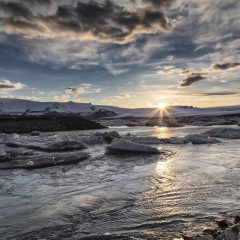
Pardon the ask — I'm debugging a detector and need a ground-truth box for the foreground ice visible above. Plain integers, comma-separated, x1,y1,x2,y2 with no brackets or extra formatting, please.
0,133,20,142
0,151,89,169
6,140,87,152
106,139,160,154
124,134,221,145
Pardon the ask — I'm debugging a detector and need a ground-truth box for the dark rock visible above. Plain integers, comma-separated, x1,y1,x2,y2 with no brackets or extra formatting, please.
234,215,240,224
182,235,194,240
203,227,218,237
216,219,229,230
103,131,121,143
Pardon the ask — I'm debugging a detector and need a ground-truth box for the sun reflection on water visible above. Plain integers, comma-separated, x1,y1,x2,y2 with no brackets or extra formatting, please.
152,126,171,139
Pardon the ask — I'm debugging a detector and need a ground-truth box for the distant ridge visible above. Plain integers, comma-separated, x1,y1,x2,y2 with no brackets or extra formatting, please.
0,98,240,118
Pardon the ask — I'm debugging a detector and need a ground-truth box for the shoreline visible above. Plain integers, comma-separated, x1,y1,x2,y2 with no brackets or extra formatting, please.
0,115,107,134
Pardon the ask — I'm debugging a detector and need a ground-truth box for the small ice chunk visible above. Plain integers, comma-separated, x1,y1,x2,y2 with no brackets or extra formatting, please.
26,161,34,167
30,131,41,136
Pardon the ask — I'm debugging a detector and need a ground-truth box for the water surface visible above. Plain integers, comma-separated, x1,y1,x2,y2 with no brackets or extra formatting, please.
0,126,239,239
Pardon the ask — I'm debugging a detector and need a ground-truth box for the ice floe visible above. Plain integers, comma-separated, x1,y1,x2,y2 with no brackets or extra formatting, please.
0,151,89,169
6,140,87,152
106,139,160,154
204,128,240,139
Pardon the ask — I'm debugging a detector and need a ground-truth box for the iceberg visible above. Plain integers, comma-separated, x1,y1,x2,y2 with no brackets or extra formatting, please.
106,139,160,154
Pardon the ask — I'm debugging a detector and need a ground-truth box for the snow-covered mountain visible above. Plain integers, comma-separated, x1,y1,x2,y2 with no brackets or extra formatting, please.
0,98,240,118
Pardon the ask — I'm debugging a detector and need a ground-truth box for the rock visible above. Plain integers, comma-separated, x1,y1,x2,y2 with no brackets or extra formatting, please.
182,235,195,240
224,227,239,240
234,215,240,224
203,227,218,237
215,234,224,240
30,131,41,136
103,131,121,143
196,235,214,240
0,151,89,169
232,224,240,232
205,128,240,139
216,219,229,230
106,139,160,154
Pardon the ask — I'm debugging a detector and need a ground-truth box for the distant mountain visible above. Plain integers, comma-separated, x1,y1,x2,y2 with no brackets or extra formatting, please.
0,98,240,118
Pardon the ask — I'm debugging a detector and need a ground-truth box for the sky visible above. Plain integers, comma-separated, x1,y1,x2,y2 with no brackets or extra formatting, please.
0,0,239,108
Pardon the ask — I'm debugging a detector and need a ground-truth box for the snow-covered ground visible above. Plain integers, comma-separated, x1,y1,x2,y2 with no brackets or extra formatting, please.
0,98,240,118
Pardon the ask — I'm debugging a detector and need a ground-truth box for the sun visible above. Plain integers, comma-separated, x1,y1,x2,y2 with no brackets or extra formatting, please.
158,102,167,110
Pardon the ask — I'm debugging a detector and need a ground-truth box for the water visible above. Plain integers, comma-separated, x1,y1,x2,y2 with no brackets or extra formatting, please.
0,126,240,239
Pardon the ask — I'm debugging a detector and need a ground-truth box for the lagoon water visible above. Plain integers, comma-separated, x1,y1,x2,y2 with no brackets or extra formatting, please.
0,126,240,239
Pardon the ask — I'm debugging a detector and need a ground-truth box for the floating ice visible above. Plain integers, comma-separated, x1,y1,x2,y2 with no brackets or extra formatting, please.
106,139,160,154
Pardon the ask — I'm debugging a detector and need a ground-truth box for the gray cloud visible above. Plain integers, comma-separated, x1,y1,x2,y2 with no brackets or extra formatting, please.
180,74,206,87
0,1,32,18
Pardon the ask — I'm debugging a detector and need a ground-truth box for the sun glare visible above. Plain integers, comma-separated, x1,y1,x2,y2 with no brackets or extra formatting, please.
158,102,167,110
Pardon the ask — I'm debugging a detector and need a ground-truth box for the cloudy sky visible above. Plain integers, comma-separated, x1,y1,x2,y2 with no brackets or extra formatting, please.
0,0,239,107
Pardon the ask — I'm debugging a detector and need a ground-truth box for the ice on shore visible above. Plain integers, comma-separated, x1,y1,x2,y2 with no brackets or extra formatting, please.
204,128,240,139
106,139,160,154
0,133,20,142
184,134,221,144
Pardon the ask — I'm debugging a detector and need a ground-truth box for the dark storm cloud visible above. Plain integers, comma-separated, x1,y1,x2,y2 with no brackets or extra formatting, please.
212,62,240,71
180,74,206,87
0,1,32,18
0,0,174,42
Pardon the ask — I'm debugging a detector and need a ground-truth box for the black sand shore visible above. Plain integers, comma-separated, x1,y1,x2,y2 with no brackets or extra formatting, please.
0,115,106,134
